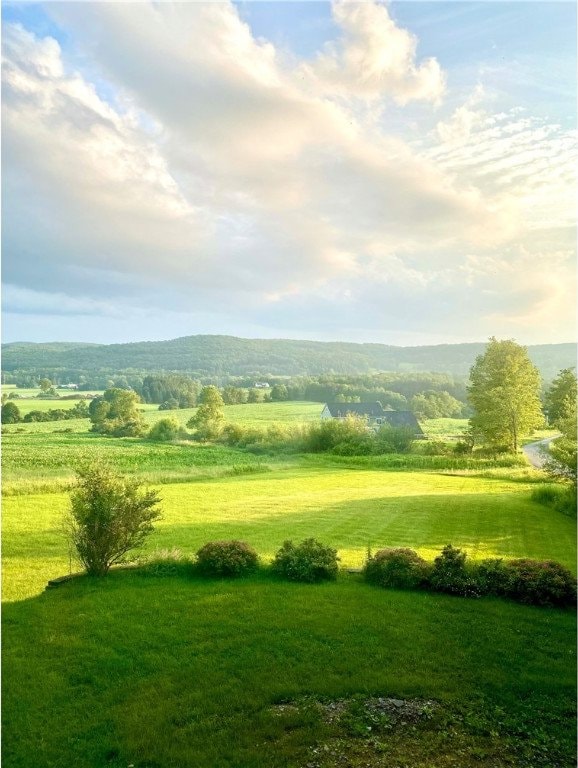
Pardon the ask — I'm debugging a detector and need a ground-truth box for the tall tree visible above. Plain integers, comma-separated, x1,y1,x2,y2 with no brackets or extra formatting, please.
547,394,577,487
88,388,146,437
544,368,577,426
468,338,543,453
186,385,225,440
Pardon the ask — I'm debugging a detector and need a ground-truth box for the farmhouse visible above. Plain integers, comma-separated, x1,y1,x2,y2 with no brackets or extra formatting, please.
321,401,424,437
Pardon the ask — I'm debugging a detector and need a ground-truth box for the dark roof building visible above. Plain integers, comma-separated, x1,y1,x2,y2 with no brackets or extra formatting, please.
322,402,386,419
321,402,424,437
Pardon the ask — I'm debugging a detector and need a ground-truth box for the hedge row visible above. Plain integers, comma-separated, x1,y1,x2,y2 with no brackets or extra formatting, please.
138,540,576,608
365,544,576,607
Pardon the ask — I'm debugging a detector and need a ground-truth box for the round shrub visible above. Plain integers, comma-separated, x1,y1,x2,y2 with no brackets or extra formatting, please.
474,558,510,596
148,417,181,442
364,548,429,590
429,544,480,597
504,559,576,607
271,538,339,583
195,540,259,578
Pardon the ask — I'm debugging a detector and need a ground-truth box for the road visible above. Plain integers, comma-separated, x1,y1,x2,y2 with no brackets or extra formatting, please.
522,436,559,468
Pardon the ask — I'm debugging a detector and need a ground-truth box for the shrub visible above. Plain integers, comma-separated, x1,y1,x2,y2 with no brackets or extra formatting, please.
272,538,339,583
474,558,510,596
195,540,259,578
504,559,576,607
64,460,162,576
428,545,480,597
418,440,452,456
373,424,415,454
148,417,181,442
364,548,429,590
302,416,371,454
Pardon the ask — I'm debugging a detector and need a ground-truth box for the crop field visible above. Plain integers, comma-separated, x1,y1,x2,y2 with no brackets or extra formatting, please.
2,399,576,767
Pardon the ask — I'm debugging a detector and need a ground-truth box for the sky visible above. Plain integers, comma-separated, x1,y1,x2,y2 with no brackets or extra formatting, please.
2,0,576,346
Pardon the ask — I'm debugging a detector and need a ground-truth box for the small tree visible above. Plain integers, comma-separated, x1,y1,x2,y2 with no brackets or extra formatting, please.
186,385,225,440
39,378,53,393
1,401,21,424
148,417,181,442
64,460,162,576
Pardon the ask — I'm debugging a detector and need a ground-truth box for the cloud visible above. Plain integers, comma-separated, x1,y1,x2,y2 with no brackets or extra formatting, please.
2,2,575,345
300,0,445,104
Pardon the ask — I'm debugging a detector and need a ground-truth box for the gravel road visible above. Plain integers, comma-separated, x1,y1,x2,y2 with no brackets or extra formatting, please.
522,436,559,468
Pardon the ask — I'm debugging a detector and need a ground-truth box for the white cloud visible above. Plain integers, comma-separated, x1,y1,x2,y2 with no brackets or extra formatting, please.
300,0,445,104
2,2,575,345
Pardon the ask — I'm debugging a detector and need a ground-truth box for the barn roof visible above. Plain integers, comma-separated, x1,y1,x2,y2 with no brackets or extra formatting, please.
380,410,424,436
323,402,385,419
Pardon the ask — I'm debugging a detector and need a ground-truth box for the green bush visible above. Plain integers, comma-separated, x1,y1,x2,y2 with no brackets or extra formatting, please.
195,540,259,578
271,538,339,583
474,558,510,596
504,559,576,607
302,417,371,454
64,460,162,576
364,547,429,590
148,417,181,442
374,424,415,454
417,440,452,456
428,545,480,597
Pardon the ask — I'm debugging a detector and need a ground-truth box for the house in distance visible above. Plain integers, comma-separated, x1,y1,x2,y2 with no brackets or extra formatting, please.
321,401,424,438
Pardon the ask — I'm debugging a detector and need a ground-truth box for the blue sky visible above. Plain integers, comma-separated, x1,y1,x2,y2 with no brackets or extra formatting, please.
2,1,576,345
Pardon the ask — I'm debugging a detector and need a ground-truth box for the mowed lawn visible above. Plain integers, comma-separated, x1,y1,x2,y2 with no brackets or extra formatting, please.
3,466,575,602
3,573,576,768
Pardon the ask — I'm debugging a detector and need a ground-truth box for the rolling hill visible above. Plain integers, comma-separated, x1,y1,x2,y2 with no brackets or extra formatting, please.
2,335,575,379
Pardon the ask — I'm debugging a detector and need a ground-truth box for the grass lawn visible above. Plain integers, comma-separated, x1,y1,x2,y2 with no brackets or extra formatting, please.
2,404,575,767
3,466,575,602
3,572,576,768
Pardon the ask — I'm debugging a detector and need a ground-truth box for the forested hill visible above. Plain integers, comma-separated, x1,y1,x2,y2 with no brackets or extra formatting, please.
1,336,575,379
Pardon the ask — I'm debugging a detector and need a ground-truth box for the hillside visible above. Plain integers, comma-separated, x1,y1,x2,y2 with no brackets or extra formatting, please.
1,335,575,379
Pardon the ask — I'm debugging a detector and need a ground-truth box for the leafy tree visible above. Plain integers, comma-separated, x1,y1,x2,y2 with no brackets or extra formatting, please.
88,388,146,437
64,460,162,576
409,390,464,419
148,417,181,442
39,377,53,393
546,394,577,487
222,386,248,405
270,383,289,401
468,338,543,453
1,401,21,424
186,385,225,440
544,368,576,426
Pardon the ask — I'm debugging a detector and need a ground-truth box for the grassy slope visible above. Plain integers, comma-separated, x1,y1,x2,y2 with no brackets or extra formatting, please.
3,404,576,767
3,573,576,768
3,467,575,602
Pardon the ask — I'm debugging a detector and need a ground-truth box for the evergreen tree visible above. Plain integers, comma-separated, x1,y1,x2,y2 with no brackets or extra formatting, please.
468,338,543,453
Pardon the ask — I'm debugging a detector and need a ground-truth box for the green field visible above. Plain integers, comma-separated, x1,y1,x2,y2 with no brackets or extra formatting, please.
2,401,576,767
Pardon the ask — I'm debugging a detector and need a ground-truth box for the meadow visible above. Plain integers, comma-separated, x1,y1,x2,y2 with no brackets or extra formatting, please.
2,400,576,767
